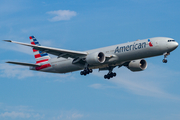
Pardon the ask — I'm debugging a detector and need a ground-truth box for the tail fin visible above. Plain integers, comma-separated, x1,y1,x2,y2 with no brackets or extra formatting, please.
29,36,51,64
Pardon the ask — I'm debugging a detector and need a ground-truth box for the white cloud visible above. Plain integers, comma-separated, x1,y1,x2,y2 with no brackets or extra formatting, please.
0,63,34,79
91,63,180,100
89,83,103,89
53,110,84,120
111,77,167,97
89,83,116,89
47,10,77,21
0,111,30,118
0,103,84,120
0,62,75,80
1,41,32,55
0,103,82,120
0,104,44,119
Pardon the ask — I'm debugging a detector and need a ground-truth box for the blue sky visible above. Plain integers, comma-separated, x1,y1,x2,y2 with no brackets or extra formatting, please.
0,0,180,120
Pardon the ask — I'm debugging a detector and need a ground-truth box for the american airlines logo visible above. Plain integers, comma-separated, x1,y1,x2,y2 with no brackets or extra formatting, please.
148,39,153,47
114,42,147,53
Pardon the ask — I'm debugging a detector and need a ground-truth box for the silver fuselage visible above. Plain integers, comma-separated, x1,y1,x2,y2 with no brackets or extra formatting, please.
32,37,178,73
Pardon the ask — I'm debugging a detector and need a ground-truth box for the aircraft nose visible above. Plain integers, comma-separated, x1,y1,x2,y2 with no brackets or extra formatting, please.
174,41,179,48
168,41,178,51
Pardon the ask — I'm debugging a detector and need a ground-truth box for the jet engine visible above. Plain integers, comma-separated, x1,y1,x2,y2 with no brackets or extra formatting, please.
127,59,147,72
86,52,106,65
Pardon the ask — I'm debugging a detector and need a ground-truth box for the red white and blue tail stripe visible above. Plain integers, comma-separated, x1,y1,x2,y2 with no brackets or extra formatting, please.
29,36,51,65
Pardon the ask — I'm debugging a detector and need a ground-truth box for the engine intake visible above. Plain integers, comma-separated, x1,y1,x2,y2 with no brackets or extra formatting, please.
86,52,106,65
127,59,147,72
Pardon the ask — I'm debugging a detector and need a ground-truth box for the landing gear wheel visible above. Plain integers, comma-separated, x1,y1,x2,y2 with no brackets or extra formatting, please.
162,59,167,63
107,75,110,79
80,68,93,76
104,72,117,79
113,73,116,77
80,71,87,76
84,70,89,74
110,73,114,78
162,52,170,63
80,71,84,75
89,69,93,73
104,75,107,79
104,75,110,79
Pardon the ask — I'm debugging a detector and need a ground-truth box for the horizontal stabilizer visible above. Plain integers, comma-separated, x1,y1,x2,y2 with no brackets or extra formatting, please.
6,61,40,67
3,40,12,42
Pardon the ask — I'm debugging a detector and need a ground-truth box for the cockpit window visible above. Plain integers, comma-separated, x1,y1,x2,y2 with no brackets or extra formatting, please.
168,40,175,42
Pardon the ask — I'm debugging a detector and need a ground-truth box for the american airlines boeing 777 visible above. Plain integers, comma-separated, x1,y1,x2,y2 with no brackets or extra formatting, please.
4,36,178,79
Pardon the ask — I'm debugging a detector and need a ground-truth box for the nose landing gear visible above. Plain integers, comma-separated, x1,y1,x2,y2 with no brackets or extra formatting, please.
162,52,170,63
162,59,167,63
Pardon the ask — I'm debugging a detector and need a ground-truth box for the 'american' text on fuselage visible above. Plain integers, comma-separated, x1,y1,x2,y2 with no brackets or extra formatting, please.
114,42,146,53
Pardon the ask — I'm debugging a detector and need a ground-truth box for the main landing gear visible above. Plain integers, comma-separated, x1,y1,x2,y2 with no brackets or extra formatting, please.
80,68,93,76
104,72,116,79
162,52,170,63
80,64,93,76
104,66,116,79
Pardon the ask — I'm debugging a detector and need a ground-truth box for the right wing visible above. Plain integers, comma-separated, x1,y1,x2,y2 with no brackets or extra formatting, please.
4,40,88,59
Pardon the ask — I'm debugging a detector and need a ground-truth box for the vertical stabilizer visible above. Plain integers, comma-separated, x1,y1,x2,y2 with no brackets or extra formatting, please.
29,36,51,65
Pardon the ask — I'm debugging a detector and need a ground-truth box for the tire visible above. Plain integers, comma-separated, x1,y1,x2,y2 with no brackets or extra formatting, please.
163,59,167,63
89,69,93,73
110,73,113,78
113,73,116,77
80,71,84,75
104,75,107,79
107,75,110,79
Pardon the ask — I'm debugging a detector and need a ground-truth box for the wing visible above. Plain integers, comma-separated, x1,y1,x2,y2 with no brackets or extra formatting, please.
4,40,87,58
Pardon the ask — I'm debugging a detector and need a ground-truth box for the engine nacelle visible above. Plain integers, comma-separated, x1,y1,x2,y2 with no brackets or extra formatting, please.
86,52,106,65
127,59,147,72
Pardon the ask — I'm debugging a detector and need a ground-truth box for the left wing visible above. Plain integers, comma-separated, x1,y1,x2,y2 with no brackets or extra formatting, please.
4,40,87,58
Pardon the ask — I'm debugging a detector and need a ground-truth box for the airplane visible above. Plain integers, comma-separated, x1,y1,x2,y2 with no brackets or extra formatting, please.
4,36,178,79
